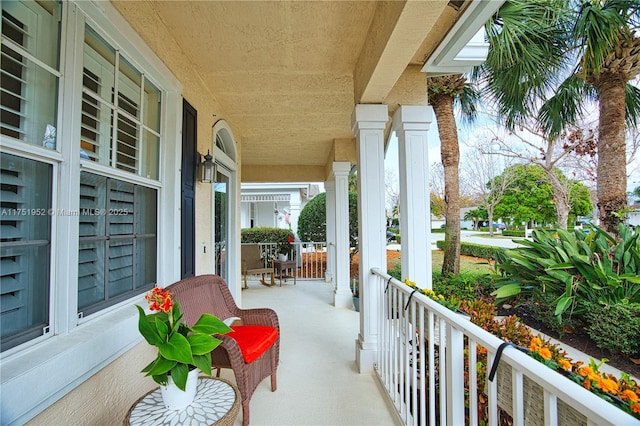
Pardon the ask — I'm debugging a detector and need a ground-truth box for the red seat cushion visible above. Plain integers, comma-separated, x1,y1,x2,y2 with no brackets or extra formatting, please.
226,325,278,363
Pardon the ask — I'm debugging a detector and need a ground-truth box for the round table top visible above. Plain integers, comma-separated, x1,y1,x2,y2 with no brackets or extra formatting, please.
126,377,240,426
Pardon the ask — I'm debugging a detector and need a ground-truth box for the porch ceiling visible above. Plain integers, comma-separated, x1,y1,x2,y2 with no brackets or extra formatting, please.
111,1,469,182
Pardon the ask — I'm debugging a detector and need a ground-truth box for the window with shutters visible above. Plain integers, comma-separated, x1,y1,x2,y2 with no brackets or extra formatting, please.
78,24,161,315
0,0,59,352
0,1,60,149
78,172,157,315
0,153,52,351
81,26,161,180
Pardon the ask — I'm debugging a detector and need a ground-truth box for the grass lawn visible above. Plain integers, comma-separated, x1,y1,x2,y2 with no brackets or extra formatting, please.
386,250,494,275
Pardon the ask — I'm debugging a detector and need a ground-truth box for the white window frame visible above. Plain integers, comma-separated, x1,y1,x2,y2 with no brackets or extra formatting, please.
0,2,183,424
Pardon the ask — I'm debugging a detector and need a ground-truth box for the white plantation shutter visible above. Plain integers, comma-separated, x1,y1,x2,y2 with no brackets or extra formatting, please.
0,2,60,147
78,172,156,315
0,153,52,349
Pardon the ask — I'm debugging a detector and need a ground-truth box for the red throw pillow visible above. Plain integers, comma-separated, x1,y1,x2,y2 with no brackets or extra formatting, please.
226,325,278,363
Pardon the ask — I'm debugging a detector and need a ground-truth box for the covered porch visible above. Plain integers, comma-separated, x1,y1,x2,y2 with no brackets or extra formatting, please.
5,0,637,424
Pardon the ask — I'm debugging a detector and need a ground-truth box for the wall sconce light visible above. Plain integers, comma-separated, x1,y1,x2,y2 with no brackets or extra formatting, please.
198,150,216,183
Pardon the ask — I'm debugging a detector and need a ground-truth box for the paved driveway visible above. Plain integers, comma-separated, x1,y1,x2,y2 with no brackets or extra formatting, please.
388,230,525,251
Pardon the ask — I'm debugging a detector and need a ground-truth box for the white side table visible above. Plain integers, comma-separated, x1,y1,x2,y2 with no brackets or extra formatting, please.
126,377,240,426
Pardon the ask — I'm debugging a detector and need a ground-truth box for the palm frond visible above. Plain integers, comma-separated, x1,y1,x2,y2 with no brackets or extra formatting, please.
625,82,640,129
538,75,591,137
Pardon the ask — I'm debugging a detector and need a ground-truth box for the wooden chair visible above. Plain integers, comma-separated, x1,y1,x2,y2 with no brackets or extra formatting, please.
241,244,275,288
167,275,280,426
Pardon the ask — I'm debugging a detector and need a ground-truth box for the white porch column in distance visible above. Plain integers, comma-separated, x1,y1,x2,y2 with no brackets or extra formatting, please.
333,161,352,308
393,105,434,289
324,180,336,285
352,104,388,373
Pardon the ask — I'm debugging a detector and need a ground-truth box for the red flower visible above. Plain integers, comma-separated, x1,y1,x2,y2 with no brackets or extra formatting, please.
145,287,173,313
287,236,294,243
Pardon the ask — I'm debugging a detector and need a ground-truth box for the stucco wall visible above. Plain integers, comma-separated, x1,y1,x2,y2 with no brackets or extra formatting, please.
26,343,157,425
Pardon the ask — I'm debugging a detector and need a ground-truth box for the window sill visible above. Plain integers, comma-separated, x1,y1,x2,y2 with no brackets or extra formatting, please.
0,301,141,425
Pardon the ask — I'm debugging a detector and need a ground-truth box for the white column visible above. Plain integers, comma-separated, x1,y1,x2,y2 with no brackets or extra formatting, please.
393,105,434,289
352,104,388,373
333,161,352,308
324,180,336,285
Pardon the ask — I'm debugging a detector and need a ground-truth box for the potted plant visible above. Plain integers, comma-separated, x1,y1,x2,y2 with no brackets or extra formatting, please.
351,279,359,312
136,287,231,409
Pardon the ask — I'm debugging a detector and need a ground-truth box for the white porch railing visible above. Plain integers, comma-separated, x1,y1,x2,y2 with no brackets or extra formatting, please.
371,268,638,426
244,242,327,279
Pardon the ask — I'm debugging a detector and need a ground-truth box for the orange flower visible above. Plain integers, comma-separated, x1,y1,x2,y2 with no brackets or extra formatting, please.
145,287,173,313
529,337,542,351
597,378,619,395
583,380,592,390
621,390,639,403
632,403,640,414
558,358,572,371
578,366,600,381
537,347,552,360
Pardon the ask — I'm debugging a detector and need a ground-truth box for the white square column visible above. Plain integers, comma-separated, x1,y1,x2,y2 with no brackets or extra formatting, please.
392,105,434,289
324,180,336,285
352,104,388,373
332,162,353,308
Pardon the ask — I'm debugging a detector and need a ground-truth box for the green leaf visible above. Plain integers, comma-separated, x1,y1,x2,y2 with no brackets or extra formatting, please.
136,306,162,346
554,295,572,316
143,355,176,376
155,314,169,340
492,283,522,299
169,363,189,391
192,353,213,376
191,314,232,335
158,332,194,365
188,333,222,355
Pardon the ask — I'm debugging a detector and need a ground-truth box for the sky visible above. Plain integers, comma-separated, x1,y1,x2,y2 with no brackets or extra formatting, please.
383,112,640,208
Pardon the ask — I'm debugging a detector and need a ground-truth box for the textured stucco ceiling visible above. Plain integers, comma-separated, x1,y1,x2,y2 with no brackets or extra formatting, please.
111,1,466,182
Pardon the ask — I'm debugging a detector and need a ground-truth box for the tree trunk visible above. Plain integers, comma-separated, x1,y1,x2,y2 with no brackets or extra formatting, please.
596,75,627,238
546,170,571,229
432,94,460,277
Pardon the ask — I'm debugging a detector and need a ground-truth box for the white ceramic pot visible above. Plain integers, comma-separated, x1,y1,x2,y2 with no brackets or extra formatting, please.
278,253,288,261
160,368,199,410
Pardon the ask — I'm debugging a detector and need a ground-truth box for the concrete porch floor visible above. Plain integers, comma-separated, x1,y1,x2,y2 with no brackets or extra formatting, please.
221,279,400,426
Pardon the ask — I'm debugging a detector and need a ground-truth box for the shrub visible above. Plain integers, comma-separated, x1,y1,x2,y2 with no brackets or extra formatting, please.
584,302,640,356
436,240,505,261
297,192,358,247
502,230,526,237
241,227,295,257
493,225,640,324
433,271,493,301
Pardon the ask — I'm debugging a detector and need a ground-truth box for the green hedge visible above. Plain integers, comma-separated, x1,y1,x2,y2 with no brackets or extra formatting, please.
502,230,526,237
241,227,295,256
584,302,640,356
436,240,505,260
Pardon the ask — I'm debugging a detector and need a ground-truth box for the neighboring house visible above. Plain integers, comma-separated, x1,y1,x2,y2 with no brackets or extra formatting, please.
0,1,500,424
240,183,320,236
431,207,476,230
627,204,640,227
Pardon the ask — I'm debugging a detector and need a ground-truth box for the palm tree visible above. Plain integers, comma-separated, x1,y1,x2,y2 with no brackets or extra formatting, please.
428,76,478,276
482,0,640,238
430,0,564,276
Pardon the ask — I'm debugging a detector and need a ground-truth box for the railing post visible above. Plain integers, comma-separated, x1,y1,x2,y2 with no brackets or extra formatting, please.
445,325,464,426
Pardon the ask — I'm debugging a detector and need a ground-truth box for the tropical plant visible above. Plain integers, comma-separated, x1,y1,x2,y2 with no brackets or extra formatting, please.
493,225,640,323
136,287,231,390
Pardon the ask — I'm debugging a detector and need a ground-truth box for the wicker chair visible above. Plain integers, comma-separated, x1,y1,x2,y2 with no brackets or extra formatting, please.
167,275,280,426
